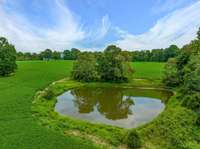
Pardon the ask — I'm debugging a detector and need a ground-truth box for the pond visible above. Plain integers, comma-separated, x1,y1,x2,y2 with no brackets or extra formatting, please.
55,86,173,128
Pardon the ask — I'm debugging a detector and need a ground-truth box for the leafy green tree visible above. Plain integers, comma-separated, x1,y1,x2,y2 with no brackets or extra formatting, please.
0,37,17,76
163,45,179,61
40,49,52,60
98,45,133,82
63,50,73,60
163,58,179,87
52,51,61,60
71,52,98,82
180,53,200,95
71,48,80,60
151,49,165,62
16,52,25,61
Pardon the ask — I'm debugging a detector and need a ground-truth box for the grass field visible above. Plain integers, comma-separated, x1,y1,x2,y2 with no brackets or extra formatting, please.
0,61,165,148
0,61,101,149
132,62,165,79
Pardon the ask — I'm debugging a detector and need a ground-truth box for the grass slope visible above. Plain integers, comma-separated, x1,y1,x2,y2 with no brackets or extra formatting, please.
0,61,100,149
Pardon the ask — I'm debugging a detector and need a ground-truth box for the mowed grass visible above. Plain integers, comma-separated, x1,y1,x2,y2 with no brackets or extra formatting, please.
132,62,165,79
0,61,100,149
0,61,164,149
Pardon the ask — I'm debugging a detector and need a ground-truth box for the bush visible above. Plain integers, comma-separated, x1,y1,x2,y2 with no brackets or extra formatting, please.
182,93,200,112
44,88,54,100
126,130,141,149
196,115,200,126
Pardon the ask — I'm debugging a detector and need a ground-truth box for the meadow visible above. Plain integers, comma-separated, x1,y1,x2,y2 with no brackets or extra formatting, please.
0,61,164,149
132,62,165,79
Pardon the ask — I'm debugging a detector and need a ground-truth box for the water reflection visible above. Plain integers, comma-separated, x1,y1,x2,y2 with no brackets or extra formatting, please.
55,87,172,128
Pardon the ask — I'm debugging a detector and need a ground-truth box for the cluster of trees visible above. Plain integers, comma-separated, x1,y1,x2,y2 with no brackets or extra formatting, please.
71,45,134,82
17,49,61,61
131,45,179,62
0,37,17,76
16,48,81,61
163,28,200,119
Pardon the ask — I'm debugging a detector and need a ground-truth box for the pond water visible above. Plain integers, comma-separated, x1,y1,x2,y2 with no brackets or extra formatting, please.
55,86,173,128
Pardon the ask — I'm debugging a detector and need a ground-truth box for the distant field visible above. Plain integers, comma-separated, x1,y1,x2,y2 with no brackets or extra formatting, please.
132,62,165,79
0,61,164,148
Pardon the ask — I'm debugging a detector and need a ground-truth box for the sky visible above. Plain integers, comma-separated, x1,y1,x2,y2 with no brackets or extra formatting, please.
0,0,200,52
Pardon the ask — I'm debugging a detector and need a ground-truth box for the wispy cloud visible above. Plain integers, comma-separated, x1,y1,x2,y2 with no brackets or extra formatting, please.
87,15,111,41
152,0,198,14
114,1,200,50
0,0,85,52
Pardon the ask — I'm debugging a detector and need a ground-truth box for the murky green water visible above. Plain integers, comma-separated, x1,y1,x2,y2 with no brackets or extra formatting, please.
55,86,173,128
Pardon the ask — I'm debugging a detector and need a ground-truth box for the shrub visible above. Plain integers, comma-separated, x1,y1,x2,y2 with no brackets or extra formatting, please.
44,88,54,100
196,115,200,126
126,129,141,149
182,93,200,112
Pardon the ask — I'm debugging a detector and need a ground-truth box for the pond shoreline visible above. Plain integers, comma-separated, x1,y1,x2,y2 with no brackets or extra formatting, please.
32,78,176,148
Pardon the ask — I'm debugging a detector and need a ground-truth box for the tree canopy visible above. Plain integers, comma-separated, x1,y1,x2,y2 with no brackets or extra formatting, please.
163,28,200,113
71,45,134,82
71,52,98,82
0,37,17,76
97,45,133,82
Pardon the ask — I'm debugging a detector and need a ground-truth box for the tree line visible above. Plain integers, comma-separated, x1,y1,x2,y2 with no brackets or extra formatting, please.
15,45,179,62
16,48,81,61
131,45,179,62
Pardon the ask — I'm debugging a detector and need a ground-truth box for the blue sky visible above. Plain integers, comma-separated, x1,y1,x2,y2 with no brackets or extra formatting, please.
0,0,200,52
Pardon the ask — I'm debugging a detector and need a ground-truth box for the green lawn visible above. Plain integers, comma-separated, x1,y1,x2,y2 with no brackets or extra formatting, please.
132,62,165,79
0,61,165,149
0,61,100,149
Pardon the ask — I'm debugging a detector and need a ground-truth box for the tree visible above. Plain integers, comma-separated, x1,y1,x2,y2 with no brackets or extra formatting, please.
63,50,73,60
180,53,200,96
163,58,179,87
0,37,17,76
52,51,61,60
98,45,134,82
16,52,25,61
71,48,80,60
71,52,98,82
163,45,179,61
40,49,53,60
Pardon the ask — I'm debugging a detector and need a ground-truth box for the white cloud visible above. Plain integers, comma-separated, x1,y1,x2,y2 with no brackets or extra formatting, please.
86,14,111,42
114,1,200,50
0,0,85,52
152,0,198,14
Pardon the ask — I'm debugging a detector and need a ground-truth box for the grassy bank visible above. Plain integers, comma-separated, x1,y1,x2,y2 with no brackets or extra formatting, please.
32,77,199,149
